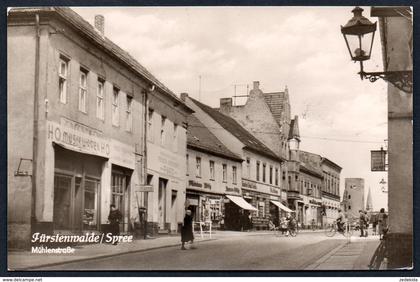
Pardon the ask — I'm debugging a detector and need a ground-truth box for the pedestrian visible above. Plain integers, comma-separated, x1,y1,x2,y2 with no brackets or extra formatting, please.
248,213,253,232
181,209,195,250
108,204,122,245
378,208,388,240
359,210,365,237
364,211,369,237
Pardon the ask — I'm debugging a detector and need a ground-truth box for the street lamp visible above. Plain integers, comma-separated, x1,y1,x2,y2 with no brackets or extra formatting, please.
341,7,412,93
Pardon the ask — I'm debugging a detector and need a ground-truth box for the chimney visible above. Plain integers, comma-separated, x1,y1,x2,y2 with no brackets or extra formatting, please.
220,98,232,114
94,15,105,36
253,81,260,90
180,92,189,102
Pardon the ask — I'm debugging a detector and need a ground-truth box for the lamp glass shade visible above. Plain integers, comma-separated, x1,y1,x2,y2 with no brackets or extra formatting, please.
341,7,377,62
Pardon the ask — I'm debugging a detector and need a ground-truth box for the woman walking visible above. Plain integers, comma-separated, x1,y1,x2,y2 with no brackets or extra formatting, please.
378,208,388,240
181,209,195,250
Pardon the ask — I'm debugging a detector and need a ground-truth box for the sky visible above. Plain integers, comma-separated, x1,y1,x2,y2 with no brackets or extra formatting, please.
74,6,389,211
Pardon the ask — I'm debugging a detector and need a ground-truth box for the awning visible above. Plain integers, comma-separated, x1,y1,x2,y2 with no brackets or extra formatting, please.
270,200,293,213
226,195,257,211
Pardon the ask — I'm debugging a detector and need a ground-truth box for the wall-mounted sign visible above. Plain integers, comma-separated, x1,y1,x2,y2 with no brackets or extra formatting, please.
371,149,387,171
226,186,240,194
188,180,202,188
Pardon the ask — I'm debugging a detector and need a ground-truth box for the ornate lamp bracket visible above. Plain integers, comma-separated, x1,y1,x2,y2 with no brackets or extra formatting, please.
359,70,413,94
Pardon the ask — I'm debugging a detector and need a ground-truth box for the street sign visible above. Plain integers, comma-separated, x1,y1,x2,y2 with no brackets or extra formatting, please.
371,149,387,171
136,184,154,192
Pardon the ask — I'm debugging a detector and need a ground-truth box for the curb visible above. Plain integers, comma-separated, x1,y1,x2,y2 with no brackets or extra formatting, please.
304,241,349,270
13,238,217,271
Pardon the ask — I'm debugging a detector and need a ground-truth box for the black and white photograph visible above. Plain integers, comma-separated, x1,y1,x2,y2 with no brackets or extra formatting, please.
5,5,413,272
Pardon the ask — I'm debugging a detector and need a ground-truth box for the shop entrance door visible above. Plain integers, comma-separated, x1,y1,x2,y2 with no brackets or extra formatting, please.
111,172,130,233
171,190,177,231
158,178,167,230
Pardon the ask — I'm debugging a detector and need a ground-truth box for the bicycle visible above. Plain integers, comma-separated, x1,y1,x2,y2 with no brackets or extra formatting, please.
324,221,353,237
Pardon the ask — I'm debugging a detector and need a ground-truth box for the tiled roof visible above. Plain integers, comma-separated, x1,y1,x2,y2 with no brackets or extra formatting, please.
8,7,186,106
187,114,242,162
263,92,286,126
189,97,283,162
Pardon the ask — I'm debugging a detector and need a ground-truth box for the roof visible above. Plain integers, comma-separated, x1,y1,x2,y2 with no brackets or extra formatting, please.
187,114,242,162
189,97,283,162
263,92,286,126
321,157,343,171
8,7,190,111
298,151,323,179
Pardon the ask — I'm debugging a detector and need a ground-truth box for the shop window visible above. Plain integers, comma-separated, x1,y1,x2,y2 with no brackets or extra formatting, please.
58,55,69,104
222,164,227,182
232,166,237,184
78,68,88,113
262,163,266,183
256,161,260,181
209,160,215,180
53,174,72,230
126,95,133,132
83,177,100,230
258,201,265,218
96,78,105,120
112,87,120,126
196,157,201,177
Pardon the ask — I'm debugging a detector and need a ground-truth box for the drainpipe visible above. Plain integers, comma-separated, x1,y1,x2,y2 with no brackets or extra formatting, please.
31,13,40,234
143,87,148,239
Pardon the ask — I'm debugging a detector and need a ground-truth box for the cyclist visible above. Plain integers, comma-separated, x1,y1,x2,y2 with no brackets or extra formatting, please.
286,213,297,236
336,209,345,233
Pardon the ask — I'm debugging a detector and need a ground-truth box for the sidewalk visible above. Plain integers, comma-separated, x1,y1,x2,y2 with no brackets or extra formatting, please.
305,235,382,270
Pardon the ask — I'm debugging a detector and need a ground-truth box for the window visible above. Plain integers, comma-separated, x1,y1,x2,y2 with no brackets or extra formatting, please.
232,166,237,184
275,168,279,186
96,78,105,120
161,116,166,146
246,158,251,178
186,154,189,176
222,164,227,182
209,161,215,180
256,161,260,181
126,96,133,132
173,124,178,152
348,205,351,210
283,171,286,180
58,57,68,104
78,68,88,112
269,166,273,184
148,109,154,141
262,163,266,183
112,87,120,126
348,194,351,199
196,157,201,177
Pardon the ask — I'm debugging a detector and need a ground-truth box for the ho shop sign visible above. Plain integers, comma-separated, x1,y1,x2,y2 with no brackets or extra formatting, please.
47,121,110,158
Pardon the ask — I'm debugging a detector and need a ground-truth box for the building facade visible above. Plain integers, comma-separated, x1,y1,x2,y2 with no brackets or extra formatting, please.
371,6,413,268
320,158,342,227
185,114,243,228
342,178,365,220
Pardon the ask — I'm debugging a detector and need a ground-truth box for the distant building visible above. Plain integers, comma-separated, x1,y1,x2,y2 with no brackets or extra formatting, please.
185,114,243,228
320,158,342,227
342,178,365,220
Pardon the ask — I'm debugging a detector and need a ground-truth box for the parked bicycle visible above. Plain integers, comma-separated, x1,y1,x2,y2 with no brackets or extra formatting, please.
324,220,353,237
